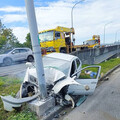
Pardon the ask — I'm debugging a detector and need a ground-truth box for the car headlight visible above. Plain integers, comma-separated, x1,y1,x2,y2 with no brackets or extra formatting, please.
85,85,90,91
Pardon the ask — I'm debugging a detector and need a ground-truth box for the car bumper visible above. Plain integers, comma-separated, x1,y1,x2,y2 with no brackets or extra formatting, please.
0,59,3,64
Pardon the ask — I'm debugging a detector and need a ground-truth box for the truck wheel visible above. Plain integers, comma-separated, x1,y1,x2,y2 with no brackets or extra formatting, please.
27,55,34,62
3,58,12,66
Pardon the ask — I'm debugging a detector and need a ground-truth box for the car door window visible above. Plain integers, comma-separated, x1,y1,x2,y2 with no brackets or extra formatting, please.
61,32,64,39
55,32,60,40
12,49,19,54
68,66,101,95
76,58,80,69
19,49,27,53
79,67,99,79
70,61,76,77
75,58,81,78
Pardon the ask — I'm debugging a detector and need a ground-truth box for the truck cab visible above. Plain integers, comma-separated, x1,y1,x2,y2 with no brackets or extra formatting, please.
84,35,100,48
38,26,75,55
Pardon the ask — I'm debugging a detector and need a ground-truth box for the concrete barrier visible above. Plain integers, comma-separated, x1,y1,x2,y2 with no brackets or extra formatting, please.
71,45,120,64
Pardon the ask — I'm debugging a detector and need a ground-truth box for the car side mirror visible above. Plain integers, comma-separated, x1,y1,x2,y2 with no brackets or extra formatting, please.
12,51,15,54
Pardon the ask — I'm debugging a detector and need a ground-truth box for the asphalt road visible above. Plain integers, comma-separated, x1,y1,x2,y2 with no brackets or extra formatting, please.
63,67,120,120
0,62,27,77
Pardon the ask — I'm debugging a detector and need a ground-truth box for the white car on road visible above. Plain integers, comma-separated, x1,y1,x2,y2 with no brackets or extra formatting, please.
0,48,34,66
20,53,101,107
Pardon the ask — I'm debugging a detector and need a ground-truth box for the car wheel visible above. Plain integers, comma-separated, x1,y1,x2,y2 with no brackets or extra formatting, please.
27,55,34,62
3,58,12,66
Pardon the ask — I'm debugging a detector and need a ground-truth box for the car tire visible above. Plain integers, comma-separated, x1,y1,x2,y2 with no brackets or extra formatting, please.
27,55,34,62
3,57,12,66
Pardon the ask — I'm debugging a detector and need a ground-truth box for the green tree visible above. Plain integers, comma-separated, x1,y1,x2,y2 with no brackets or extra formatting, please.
0,20,7,49
23,33,32,49
0,20,22,50
0,35,7,48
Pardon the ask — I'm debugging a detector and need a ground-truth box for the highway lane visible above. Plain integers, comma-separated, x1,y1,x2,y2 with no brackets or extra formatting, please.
0,63,27,77
63,67,120,120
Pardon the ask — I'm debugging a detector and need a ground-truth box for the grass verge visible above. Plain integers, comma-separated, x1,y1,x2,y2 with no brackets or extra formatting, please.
0,76,37,120
82,58,120,76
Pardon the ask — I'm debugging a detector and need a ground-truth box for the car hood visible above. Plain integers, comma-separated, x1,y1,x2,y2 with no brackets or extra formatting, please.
24,67,66,85
44,67,66,85
0,54,8,58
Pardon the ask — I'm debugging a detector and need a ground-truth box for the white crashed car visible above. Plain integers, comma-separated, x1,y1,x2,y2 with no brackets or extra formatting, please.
0,48,34,66
21,53,101,106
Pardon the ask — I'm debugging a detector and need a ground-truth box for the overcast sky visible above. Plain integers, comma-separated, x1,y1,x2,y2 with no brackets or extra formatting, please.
0,0,120,45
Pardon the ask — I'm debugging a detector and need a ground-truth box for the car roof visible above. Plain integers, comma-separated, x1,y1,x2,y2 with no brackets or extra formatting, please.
13,48,30,49
45,53,78,61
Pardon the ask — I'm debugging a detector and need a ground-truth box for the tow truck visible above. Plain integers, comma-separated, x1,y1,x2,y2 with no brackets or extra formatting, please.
38,26,101,55
39,26,75,54
83,35,100,48
72,35,100,51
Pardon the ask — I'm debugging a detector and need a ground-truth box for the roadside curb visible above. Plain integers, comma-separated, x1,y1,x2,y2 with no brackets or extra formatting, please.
99,64,120,81
41,106,63,120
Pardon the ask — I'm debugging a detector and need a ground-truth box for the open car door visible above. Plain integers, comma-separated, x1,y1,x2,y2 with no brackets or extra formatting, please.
67,66,101,95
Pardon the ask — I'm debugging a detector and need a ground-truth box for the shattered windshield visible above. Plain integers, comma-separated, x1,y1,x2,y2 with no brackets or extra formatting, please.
43,56,70,76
